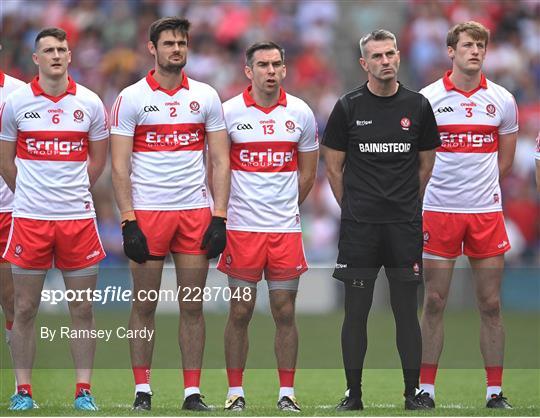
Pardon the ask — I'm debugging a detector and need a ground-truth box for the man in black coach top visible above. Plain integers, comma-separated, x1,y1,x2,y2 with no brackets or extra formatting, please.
322,29,440,410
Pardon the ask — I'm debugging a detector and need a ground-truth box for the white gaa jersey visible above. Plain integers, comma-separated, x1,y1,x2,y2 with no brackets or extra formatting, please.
224,87,319,232
420,71,518,213
0,76,109,220
110,70,226,210
0,72,25,212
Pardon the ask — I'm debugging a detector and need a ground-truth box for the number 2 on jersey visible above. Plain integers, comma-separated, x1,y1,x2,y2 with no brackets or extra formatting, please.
169,107,177,118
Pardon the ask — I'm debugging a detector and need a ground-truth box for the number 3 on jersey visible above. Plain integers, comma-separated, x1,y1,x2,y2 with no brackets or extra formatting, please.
465,107,473,118
262,124,274,135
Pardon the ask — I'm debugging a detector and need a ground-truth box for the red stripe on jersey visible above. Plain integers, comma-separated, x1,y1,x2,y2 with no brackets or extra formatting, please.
17,131,89,161
133,123,205,152
231,141,298,172
111,96,122,127
437,124,499,153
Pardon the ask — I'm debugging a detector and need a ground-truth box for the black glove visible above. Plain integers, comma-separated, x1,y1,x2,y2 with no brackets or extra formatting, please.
201,216,227,259
122,220,150,264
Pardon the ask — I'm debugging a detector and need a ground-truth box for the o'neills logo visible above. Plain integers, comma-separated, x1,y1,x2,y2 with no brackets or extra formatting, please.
146,130,200,146
26,137,84,156
440,131,495,148
239,148,295,167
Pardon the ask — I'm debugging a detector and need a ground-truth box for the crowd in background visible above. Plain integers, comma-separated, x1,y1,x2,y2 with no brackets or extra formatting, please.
1,0,539,266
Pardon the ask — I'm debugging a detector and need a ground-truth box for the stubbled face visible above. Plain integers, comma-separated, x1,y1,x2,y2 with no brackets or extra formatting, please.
448,32,487,75
33,36,71,78
149,29,187,73
360,39,400,82
245,48,286,96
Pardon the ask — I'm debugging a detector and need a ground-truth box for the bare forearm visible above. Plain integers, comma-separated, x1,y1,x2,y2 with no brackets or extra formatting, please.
0,163,17,192
112,170,134,214
418,167,432,199
327,171,343,206
298,173,315,205
211,162,230,214
88,162,106,188
498,162,513,180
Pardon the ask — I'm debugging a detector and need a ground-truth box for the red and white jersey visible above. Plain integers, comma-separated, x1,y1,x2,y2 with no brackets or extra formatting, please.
420,71,518,213
224,87,319,232
0,72,25,212
110,70,226,210
0,76,109,220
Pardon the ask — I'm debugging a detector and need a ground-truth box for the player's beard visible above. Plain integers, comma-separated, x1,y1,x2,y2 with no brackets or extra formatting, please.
157,55,185,75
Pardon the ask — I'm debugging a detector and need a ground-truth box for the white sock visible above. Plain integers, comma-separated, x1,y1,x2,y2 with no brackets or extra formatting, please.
227,386,244,398
135,383,151,394
487,386,502,400
184,386,200,399
420,383,435,399
279,387,294,399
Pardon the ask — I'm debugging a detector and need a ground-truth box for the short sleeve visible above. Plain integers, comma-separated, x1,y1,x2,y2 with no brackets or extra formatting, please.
0,97,18,141
204,87,226,132
418,96,441,151
110,91,138,136
499,93,519,135
321,99,348,151
88,96,109,141
298,105,319,152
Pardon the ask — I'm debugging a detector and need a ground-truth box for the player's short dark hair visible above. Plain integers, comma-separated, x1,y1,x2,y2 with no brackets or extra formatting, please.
245,41,285,67
447,21,490,49
34,27,67,49
359,29,397,58
149,17,190,46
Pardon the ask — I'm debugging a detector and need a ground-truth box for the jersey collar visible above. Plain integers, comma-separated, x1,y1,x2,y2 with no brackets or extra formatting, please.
30,75,77,102
0,71,4,87
443,70,487,98
146,69,189,95
242,85,287,114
